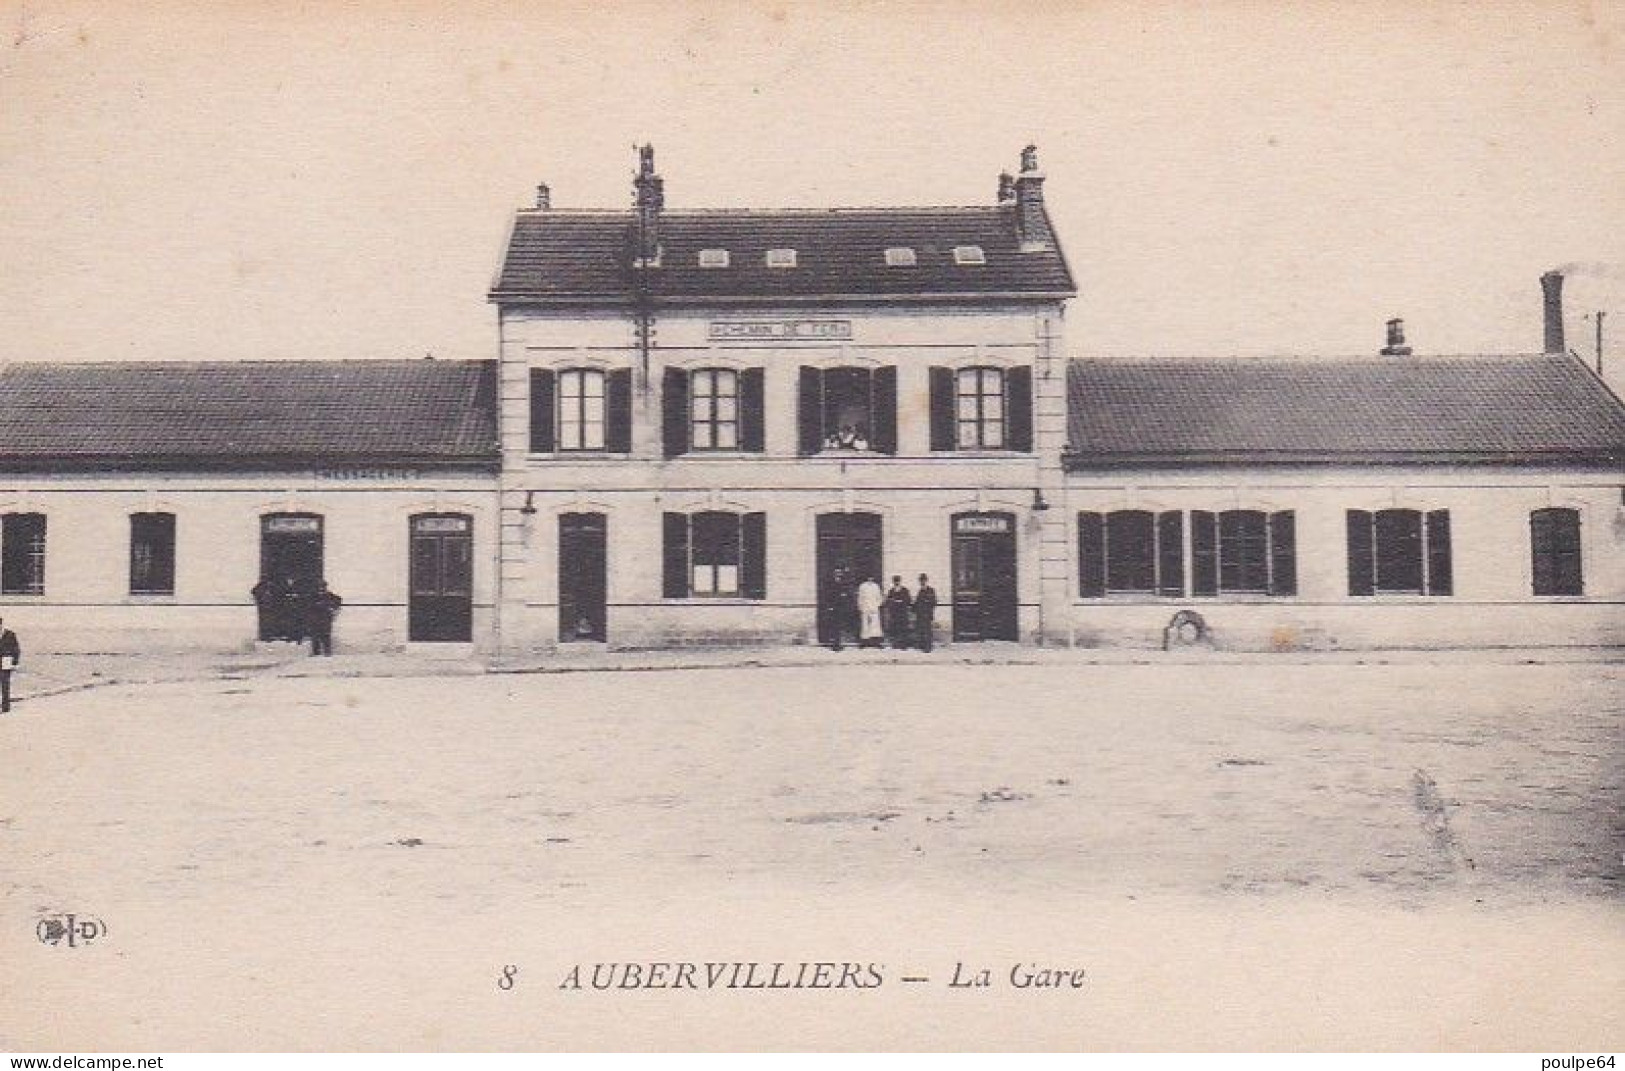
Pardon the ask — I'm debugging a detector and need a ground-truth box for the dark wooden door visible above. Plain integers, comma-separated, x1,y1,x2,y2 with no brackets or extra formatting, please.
558,513,607,642
815,513,883,644
258,513,324,641
951,513,1017,641
409,514,473,642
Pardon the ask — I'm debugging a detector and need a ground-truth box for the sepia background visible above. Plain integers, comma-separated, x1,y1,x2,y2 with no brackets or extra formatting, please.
0,0,1621,1052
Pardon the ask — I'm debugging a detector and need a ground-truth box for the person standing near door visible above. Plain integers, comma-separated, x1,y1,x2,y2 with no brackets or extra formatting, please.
856,576,884,649
824,567,852,651
913,574,939,653
305,581,343,656
883,576,913,649
0,617,20,712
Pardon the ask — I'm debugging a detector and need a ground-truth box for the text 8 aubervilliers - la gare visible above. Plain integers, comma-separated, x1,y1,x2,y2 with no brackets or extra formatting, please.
1,146,1621,655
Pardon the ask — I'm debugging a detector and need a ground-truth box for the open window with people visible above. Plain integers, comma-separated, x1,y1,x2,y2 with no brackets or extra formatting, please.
797,366,897,455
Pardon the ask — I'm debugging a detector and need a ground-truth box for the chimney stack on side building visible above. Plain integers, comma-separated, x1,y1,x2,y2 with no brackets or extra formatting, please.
1541,270,1566,354
632,143,664,265
1380,318,1412,356
1013,145,1053,251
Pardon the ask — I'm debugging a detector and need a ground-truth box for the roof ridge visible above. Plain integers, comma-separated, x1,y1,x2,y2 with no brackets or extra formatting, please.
1070,352,1561,365
516,205,1007,218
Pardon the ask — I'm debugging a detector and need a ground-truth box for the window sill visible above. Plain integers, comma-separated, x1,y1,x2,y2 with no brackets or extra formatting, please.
127,593,178,602
525,452,634,461
1075,594,1298,605
663,596,766,605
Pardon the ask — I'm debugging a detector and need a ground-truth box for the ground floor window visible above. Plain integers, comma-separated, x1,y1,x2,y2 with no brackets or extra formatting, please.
1191,509,1296,596
1530,507,1583,596
1347,508,1452,596
1078,510,1183,597
0,512,46,596
129,511,176,595
662,510,766,599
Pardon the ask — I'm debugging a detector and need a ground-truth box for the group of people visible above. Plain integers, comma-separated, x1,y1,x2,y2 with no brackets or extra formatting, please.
822,424,871,452
827,573,938,652
250,576,344,656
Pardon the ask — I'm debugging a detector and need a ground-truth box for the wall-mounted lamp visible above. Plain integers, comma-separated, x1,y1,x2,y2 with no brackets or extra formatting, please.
520,490,538,516
1031,488,1051,512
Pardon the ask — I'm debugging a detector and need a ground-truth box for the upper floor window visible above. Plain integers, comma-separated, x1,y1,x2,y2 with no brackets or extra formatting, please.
797,366,897,455
929,365,1032,452
662,510,767,599
884,246,917,267
663,367,764,456
698,248,730,268
690,368,739,451
130,512,177,596
529,367,632,454
0,512,46,596
952,245,987,265
1530,507,1583,595
1347,508,1452,596
955,367,1006,449
765,248,797,268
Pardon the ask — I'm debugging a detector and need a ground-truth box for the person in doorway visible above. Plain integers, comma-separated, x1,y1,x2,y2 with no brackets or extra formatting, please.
824,568,852,651
883,575,913,649
0,617,20,713
913,574,939,653
305,581,343,656
856,575,884,649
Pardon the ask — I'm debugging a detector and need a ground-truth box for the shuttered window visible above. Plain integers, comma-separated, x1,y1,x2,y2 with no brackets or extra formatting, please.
661,511,767,599
1530,507,1583,596
130,512,177,596
532,367,630,452
690,369,739,451
1190,510,1297,597
1077,510,1184,596
933,366,1032,452
667,367,764,455
797,366,897,455
0,513,46,596
1347,508,1452,596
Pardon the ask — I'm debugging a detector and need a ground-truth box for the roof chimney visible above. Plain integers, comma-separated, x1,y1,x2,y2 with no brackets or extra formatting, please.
1380,318,1412,356
1013,145,1053,252
535,183,551,210
632,144,663,266
997,171,1015,205
1541,270,1565,354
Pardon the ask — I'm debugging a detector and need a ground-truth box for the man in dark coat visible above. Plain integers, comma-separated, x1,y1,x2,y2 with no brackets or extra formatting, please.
912,574,939,653
883,575,913,649
824,568,852,651
0,617,19,712
305,581,343,656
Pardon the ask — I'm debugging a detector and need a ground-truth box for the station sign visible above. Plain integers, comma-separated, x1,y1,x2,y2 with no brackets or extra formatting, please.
708,319,852,342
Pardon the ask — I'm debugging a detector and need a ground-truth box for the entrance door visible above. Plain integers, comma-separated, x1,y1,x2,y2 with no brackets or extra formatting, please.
558,513,607,642
951,512,1018,641
409,514,473,642
258,513,324,641
815,512,883,644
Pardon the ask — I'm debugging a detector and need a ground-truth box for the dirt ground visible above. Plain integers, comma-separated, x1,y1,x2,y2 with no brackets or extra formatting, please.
1,661,1621,1050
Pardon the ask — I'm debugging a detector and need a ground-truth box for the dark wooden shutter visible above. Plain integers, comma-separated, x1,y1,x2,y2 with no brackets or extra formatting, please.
741,511,767,600
1425,509,1452,596
740,368,766,453
871,366,898,454
797,366,823,455
528,368,556,453
1006,366,1033,452
928,366,955,452
662,512,689,598
1347,510,1374,596
1530,509,1556,595
606,369,632,453
1191,510,1218,596
661,367,690,458
1078,512,1105,598
1156,510,1184,596
1269,510,1297,596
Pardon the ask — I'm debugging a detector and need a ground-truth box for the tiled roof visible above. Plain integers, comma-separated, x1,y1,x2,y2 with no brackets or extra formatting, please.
490,207,1075,303
1065,354,1625,468
0,360,499,472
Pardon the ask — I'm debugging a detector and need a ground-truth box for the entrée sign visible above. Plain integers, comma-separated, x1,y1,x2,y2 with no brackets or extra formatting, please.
954,515,1012,534
708,320,852,341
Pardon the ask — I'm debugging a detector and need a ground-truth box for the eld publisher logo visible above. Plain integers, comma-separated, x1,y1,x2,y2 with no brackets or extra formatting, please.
35,914,107,948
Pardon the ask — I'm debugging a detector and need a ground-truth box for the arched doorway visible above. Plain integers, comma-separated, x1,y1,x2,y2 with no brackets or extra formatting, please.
409,513,474,642
815,512,883,644
257,513,324,641
950,511,1017,641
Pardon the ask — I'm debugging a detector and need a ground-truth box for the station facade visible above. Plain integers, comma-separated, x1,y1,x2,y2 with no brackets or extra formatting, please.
1,147,1622,654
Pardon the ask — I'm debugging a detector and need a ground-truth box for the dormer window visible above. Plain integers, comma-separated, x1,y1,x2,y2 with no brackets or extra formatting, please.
952,245,986,265
884,246,917,267
765,248,797,268
698,249,730,268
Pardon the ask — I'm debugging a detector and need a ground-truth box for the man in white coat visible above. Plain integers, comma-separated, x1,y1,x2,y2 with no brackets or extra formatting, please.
856,576,884,649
